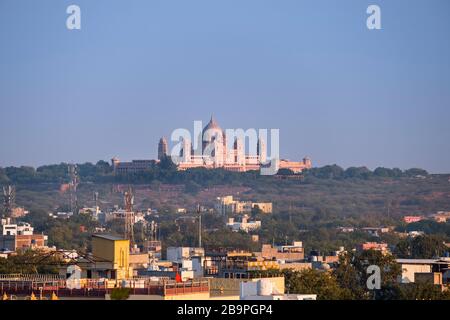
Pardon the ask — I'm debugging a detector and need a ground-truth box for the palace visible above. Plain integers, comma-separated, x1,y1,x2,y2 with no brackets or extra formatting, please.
112,117,312,174
162,117,311,173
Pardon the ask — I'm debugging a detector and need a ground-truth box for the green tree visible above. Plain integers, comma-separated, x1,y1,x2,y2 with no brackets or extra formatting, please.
394,235,448,259
334,250,401,299
283,269,351,300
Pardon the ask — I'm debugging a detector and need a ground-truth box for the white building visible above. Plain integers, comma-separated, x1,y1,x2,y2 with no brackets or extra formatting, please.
166,247,205,278
226,215,261,233
1,221,34,236
240,279,317,300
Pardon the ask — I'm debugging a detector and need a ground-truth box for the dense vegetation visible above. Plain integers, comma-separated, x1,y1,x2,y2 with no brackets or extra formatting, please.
0,159,431,186
281,250,450,300
1,161,449,255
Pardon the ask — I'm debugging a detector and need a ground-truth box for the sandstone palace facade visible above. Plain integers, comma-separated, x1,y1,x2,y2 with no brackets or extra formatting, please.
112,117,312,175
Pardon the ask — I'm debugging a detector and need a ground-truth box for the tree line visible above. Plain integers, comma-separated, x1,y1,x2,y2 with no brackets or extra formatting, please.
0,157,430,187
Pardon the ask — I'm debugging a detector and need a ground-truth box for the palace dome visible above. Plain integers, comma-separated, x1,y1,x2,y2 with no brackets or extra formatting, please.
202,116,225,144
202,116,222,134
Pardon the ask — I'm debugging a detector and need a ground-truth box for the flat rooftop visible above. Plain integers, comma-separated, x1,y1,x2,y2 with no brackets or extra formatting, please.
92,234,126,241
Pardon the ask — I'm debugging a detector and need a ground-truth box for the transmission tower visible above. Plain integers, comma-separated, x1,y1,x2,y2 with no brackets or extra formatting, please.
2,185,15,219
124,186,135,247
68,164,79,214
150,220,158,242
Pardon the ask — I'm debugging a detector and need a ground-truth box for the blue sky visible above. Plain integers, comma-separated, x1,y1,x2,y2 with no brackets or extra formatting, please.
0,0,449,172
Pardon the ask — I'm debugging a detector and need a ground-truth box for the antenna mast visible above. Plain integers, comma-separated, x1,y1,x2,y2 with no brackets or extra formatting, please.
2,185,15,219
124,186,135,247
68,164,79,214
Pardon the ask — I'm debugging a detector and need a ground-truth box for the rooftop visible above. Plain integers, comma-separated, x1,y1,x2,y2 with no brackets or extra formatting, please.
92,234,126,241
396,258,450,265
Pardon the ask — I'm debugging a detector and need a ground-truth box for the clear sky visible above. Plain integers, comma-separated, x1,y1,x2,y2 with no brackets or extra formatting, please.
0,0,449,172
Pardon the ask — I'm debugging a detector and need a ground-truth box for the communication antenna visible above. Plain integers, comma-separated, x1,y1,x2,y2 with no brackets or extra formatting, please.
93,191,99,208
124,186,135,247
2,185,15,219
150,220,158,242
68,164,79,214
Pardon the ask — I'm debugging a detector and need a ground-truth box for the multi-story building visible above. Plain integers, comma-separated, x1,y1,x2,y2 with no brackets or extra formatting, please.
166,247,205,278
215,195,272,215
226,216,261,233
257,241,305,261
166,247,205,262
0,219,48,251
76,234,133,280
396,258,450,284
111,158,157,175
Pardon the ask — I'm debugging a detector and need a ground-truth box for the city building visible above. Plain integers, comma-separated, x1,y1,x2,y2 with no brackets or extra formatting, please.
75,234,133,280
111,158,157,175
403,216,424,224
166,247,205,278
79,206,102,221
217,258,280,278
356,242,389,253
226,216,261,233
240,278,316,300
145,240,162,260
1,221,34,236
430,211,450,223
215,195,272,215
167,247,205,262
396,258,450,284
10,207,29,219
257,242,305,261
0,219,48,251
360,227,390,237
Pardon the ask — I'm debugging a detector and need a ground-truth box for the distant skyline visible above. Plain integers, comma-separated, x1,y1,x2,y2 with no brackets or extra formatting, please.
1,0,449,172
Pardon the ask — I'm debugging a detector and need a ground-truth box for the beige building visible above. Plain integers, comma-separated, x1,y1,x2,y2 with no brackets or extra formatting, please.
215,195,272,215
257,242,305,261
396,258,450,283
